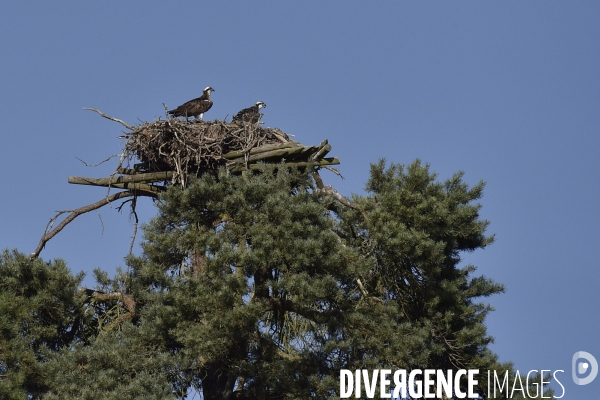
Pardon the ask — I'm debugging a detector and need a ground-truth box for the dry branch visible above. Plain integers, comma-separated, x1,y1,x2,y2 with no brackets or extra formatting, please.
312,141,332,161
228,146,314,167
68,171,173,186
311,171,325,189
315,186,360,210
222,142,296,160
105,182,163,192
76,154,121,167
68,178,164,193
30,190,157,258
229,158,339,173
83,107,134,130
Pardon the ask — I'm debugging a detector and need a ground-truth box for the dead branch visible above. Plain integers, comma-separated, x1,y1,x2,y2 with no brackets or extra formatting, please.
315,186,360,210
68,178,164,193
128,197,139,257
356,278,368,297
229,158,339,173
222,142,296,160
97,211,104,234
311,171,325,189
105,153,128,199
83,107,134,131
68,171,173,186
323,165,343,179
31,190,157,259
76,154,121,167
311,140,331,161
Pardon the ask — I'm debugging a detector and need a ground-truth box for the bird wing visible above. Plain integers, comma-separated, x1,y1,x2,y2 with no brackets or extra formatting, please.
169,97,212,117
233,105,258,121
193,99,213,114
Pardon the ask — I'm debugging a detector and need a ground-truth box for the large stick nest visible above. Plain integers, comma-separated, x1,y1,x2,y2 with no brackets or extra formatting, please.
124,118,294,182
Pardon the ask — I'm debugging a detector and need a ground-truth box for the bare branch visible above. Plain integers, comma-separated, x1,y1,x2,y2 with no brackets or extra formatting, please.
315,186,360,210
75,154,121,167
356,278,368,297
323,165,344,179
311,140,331,161
31,190,157,259
311,171,325,189
116,198,133,213
128,198,139,257
83,107,134,130
97,211,104,235
68,171,172,186
105,152,129,200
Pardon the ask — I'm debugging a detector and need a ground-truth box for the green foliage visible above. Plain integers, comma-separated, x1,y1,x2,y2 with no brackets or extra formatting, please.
117,162,531,399
0,161,554,399
351,160,502,370
43,323,179,400
0,250,82,399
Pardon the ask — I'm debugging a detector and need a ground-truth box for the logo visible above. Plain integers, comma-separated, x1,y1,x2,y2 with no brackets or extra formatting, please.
572,351,598,385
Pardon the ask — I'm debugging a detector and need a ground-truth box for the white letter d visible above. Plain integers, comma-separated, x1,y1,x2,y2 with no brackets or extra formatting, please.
340,370,353,398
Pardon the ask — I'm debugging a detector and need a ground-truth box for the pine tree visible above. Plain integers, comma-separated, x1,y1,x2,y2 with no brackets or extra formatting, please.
0,250,82,399
84,162,537,399
1,161,553,399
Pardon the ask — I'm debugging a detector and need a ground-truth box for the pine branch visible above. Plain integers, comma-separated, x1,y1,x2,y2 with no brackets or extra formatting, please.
78,287,136,313
266,297,337,325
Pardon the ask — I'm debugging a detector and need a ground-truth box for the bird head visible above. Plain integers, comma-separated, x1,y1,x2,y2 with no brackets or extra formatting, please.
204,87,215,94
256,101,266,109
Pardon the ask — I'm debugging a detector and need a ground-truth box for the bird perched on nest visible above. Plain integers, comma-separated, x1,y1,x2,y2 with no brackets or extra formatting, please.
168,86,215,121
232,101,266,124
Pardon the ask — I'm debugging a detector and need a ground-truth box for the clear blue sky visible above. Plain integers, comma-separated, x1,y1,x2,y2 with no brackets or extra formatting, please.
1,2,599,398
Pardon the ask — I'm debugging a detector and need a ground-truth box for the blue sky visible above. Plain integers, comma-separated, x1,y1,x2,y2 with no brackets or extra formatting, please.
1,2,599,398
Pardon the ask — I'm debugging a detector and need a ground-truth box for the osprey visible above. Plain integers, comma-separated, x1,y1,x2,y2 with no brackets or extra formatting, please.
232,101,266,124
168,86,215,121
